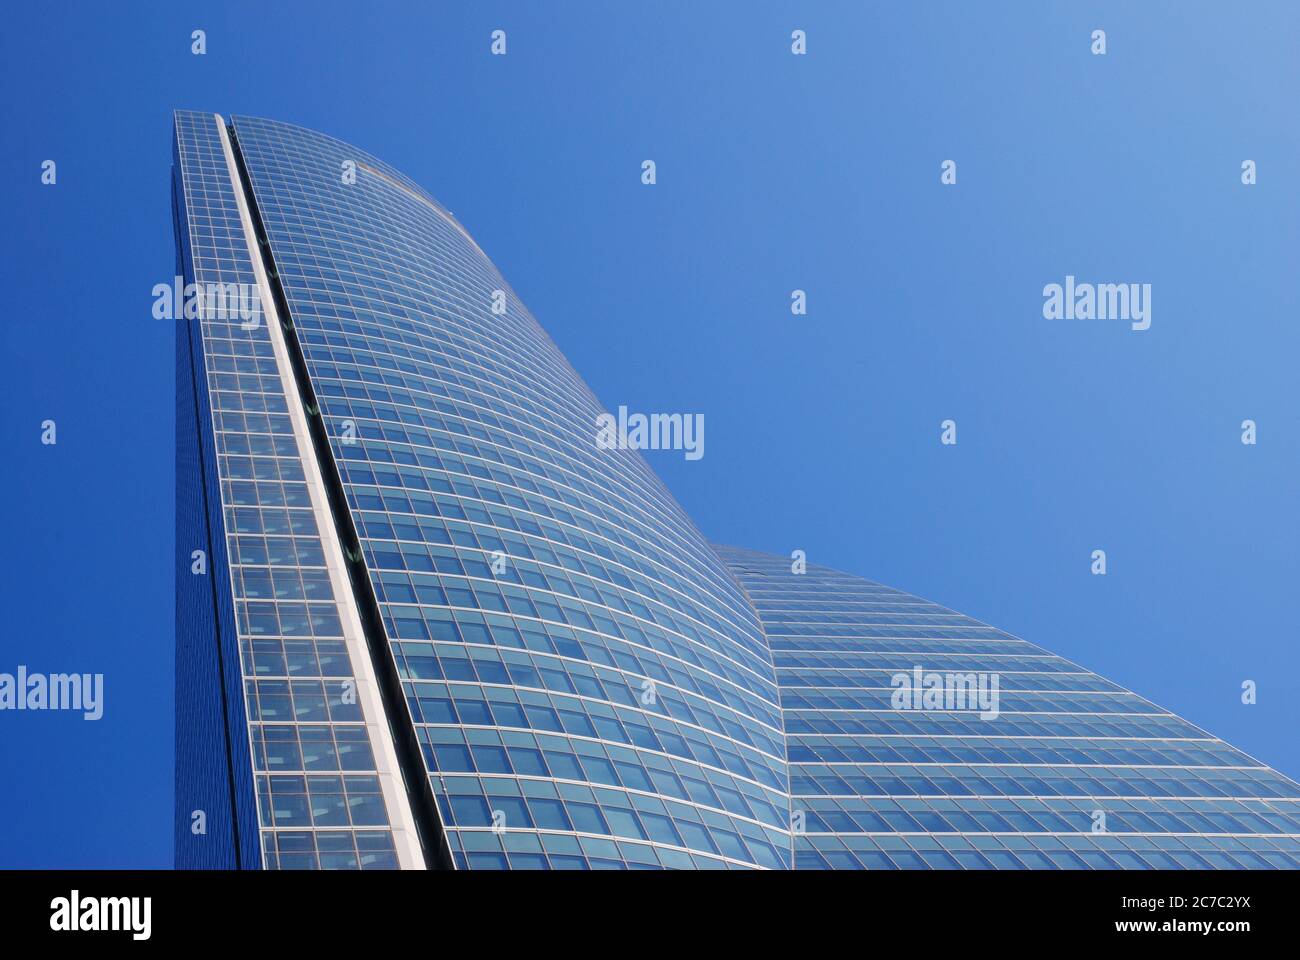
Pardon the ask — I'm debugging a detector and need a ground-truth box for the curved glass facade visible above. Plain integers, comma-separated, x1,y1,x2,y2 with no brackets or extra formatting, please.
716,546,1300,869
229,115,790,870
176,112,1300,869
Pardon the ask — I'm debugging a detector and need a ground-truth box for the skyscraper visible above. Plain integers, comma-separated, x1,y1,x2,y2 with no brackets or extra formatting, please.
716,546,1300,869
174,112,1300,870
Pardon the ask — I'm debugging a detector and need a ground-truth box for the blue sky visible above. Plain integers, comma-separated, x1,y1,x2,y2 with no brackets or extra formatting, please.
1,1,1297,867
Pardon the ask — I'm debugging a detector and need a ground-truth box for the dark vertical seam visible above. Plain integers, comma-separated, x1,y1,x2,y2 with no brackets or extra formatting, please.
225,123,453,869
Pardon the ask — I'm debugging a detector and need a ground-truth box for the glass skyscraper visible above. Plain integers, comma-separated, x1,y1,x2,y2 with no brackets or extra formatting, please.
716,547,1300,869
174,112,1300,870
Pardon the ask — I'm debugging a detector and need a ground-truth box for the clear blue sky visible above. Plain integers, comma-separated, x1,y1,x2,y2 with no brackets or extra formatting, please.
1,1,1296,867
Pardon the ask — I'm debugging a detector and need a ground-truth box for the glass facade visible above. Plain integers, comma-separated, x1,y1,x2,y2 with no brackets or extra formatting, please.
175,112,1300,869
174,112,417,869
717,546,1300,870
176,112,789,870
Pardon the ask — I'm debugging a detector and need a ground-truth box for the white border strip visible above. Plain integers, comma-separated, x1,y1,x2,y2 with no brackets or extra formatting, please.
216,115,427,870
